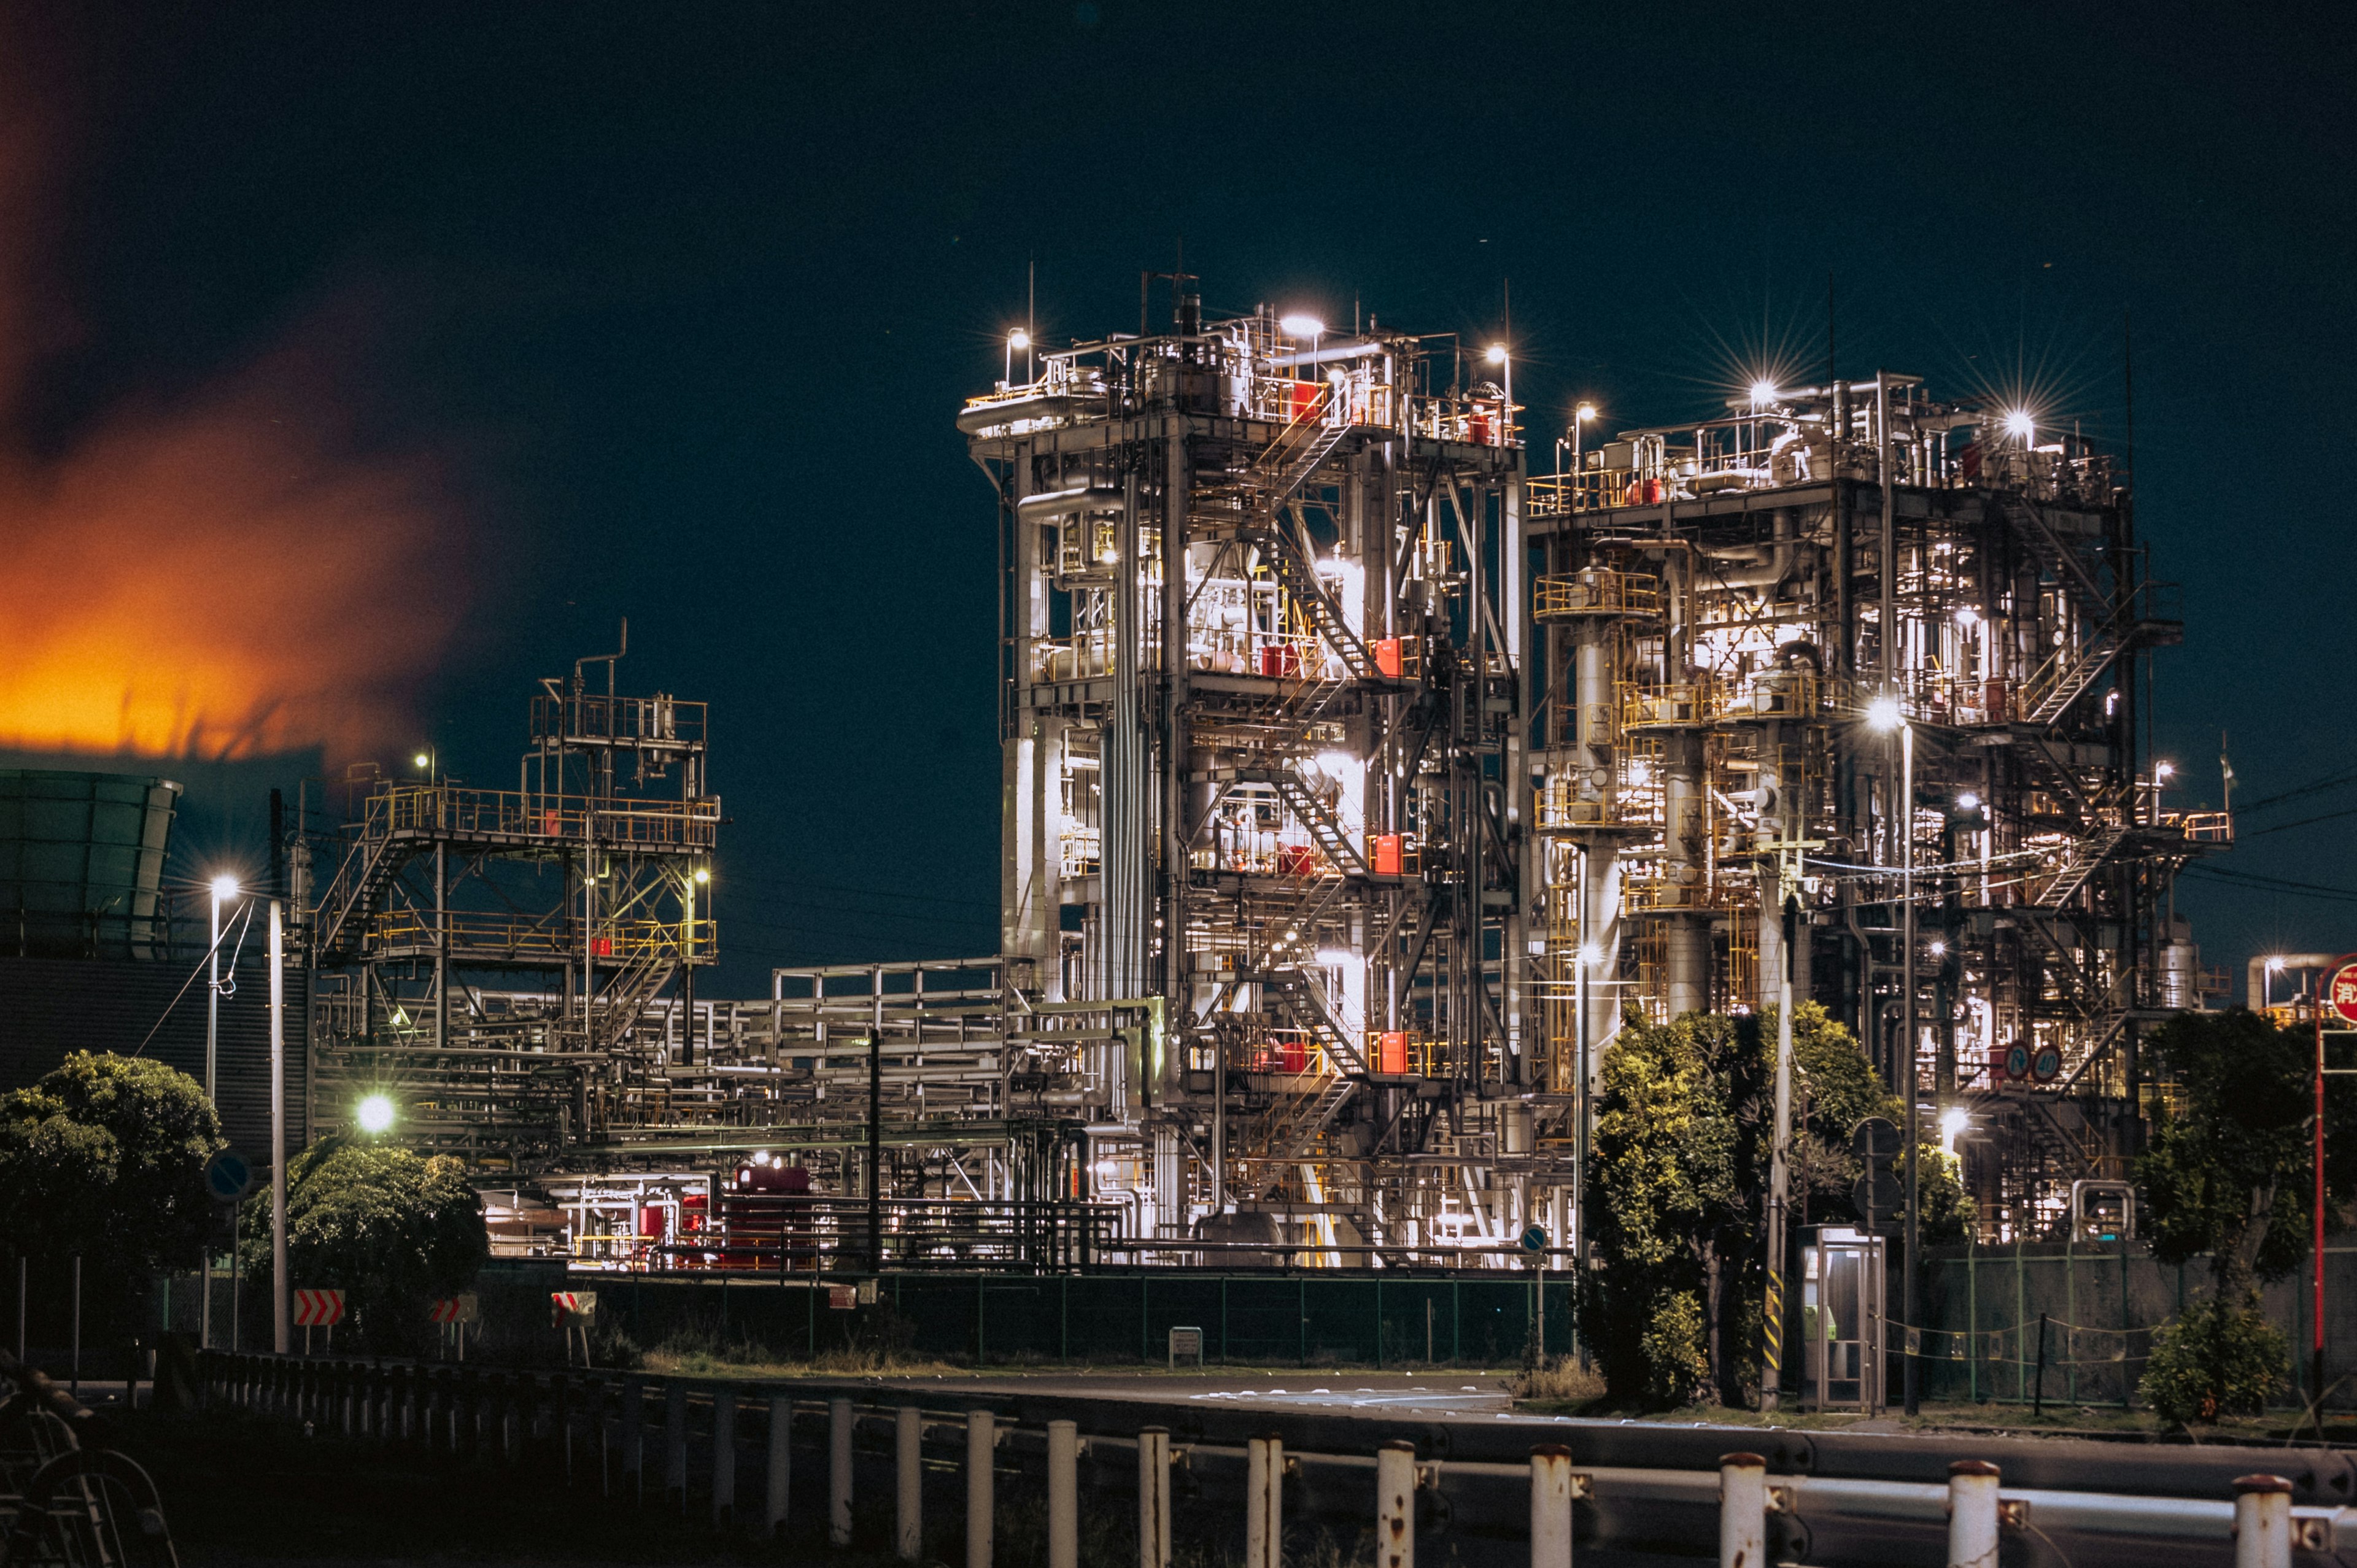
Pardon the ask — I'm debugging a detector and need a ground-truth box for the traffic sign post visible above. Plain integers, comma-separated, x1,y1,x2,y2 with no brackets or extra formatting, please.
199,1151,254,1351
552,1290,598,1366
432,1292,479,1361
293,1288,345,1354
2313,956,2357,1405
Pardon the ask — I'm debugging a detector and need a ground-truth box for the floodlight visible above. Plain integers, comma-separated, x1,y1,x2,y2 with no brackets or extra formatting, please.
693,866,711,884
2003,409,2035,442
752,1150,772,1166
1957,791,1981,811
1940,1107,1970,1139
1485,342,1509,365
1279,313,1324,338
210,873,240,901
2154,762,2175,781
1007,329,1029,350
1576,942,1606,966
2266,954,2288,973
1574,401,1598,422
356,1094,396,1135
1866,695,1906,732
1748,379,1778,406
1930,940,1948,957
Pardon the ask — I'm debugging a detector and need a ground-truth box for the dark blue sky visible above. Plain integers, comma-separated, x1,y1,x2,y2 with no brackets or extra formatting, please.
15,2,2354,994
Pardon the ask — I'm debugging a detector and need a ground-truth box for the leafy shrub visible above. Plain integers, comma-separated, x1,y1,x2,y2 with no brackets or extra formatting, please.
2140,1292,2286,1424
1639,1291,1710,1408
1509,1354,1606,1405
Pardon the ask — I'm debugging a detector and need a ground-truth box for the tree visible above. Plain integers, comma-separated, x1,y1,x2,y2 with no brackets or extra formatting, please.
240,1138,488,1352
2134,1008,2345,1419
1581,1002,1970,1408
0,1052,222,1276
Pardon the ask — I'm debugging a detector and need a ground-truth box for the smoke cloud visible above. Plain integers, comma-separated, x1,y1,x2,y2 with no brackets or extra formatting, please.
0,87,462,761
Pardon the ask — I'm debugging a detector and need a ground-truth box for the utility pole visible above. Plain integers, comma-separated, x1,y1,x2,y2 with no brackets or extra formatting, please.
269,899,290,1356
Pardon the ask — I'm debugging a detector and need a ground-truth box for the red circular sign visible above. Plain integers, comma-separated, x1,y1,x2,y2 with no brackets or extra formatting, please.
2328,956,2357,1025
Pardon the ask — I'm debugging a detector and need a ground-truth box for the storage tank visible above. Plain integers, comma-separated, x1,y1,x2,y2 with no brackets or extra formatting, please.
2158,914,2200,1011
0,770,180,959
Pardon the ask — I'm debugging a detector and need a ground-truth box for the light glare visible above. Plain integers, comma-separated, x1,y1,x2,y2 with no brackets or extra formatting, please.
1485,342,1509,365
1278,313,1325,338
355,1094,395,1135
2003,409,2035,441
210,873,239,901
1748,379,1778,406
1866,695,1906,732
1007,329,1029,350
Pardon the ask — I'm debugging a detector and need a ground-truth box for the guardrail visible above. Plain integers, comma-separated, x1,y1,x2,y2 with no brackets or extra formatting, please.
193,1349,2357,1566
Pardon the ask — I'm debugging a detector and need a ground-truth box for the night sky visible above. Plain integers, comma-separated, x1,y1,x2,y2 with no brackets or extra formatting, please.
7,3,2352,997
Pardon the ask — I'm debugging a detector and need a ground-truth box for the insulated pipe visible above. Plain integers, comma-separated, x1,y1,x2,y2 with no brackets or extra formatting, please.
2246,954,2337,1012
1139,1426,1173,1568
1719,1452,1767,1568
1708,508,1801,590
1376,1441,1417,1568
967,1409,994,1568
1247,1433,1284,1568
1015,485,1124,523
1530,1444,1575,1568
2233,1474,2293,1568
1047,1421,1079,1568
829,1398,854,1547
897,1407,924,1561
1948,1460,2000,1568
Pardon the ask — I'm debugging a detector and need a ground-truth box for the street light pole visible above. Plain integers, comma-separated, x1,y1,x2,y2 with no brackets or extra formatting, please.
1900,717,1919,1416
269,899,289,1355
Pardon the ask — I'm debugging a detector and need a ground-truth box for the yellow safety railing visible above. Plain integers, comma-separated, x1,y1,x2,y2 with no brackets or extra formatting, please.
373,910,714,960
362,784,719,848
1708,666,1820,722
1533,570,1662,620
1619,679,1713,732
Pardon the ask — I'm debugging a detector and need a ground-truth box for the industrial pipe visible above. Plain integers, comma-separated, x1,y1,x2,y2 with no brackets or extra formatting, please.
1015,485,1124,523
2246,953,2337,1011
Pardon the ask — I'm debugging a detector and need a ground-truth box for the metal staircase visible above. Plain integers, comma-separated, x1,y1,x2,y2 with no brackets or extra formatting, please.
1240,764,1372,879
2033,824,2131,908
1254,513,1376,679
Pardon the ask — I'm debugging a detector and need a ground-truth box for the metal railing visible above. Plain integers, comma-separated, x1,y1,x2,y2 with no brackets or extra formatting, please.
193,1348,2347,1567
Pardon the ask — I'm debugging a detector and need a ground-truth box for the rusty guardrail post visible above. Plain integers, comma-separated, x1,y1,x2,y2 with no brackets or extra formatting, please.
897,1407,924,1560
1375,1440,1417,1568
1138,1426,1172,1568
765,1394,792,1537
967,1408,994,1568
1530,1443,1574,1568
829,1397,854,1547
664,1380,689,1509
1718,1453,1765,1568
711,1387,737,1527
1047,1419,1078,1568
1246,1432,1283,1568
2234,1474,2293,1568
1947,1459,1999,1568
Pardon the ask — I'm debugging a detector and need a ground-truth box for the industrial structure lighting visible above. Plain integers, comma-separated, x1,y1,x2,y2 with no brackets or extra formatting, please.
1749,379,1778,407
693,866,710,884
1866,695,1906,732
1956,791,1981,811
1574,401,1596,422
355,1094,395,1135
1484,342,1509,365
2003,409,2035,442
1278,313,1324,338
412,752,431,770
1007,330,1029,351
2154,761,2175,781
211,873,239,901
1575,942,1605,966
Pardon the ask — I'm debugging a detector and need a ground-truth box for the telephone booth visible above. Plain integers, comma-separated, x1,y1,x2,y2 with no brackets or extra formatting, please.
1802,1226,1885,1413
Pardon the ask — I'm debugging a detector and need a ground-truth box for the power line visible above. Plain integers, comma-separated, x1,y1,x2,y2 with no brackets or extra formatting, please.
2182,866,2357,905
2234,763,2357,816
2237,805,2357,839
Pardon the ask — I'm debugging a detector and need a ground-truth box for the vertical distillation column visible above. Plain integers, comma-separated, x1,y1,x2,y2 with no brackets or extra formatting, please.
1660,548,1711,1016
1004,463,1062,998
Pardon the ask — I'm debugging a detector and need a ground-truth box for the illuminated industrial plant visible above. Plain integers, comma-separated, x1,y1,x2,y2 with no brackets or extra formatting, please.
280,284,2221,1262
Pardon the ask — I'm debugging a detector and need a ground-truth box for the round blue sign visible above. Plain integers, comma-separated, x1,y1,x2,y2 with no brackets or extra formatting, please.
204,1148,254,1203
2004,1043,2031,1081
1519,1224,1548,1254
